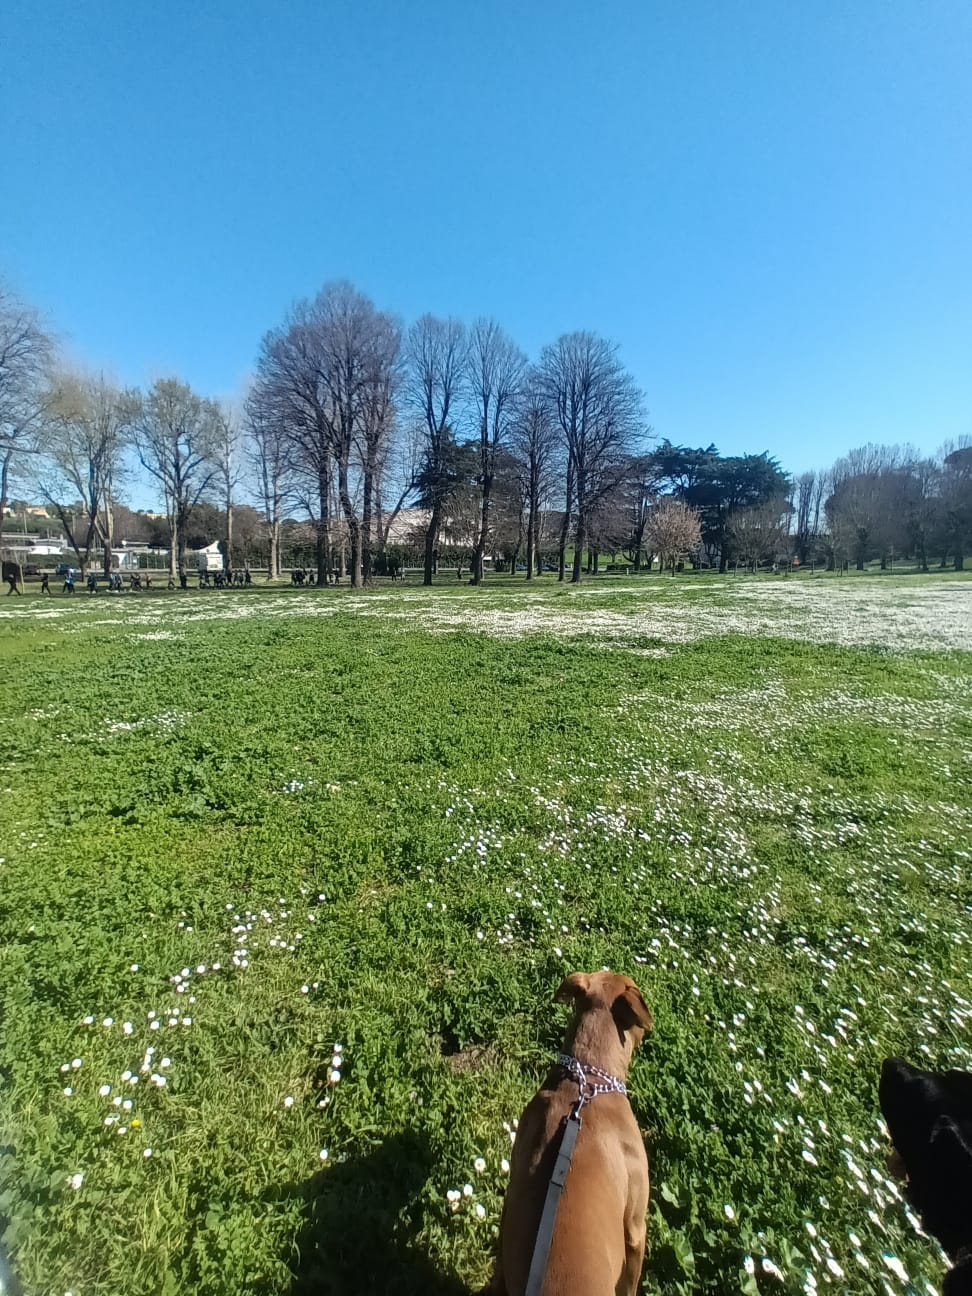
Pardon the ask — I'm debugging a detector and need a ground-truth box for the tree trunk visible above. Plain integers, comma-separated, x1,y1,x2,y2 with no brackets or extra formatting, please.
0,451,11,534
168,516,178,580
571,510,586,583
338,459,361,588
472,473,493,586
424,502,441,586
225,500,234,573
362,463,374,584
525,498,536,580
267,518,279,579
955,549,965,572
101,500,115,579
317,463,330,585
558,460,575,583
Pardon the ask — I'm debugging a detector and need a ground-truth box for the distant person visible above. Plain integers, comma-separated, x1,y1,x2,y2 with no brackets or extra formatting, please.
244,566,252,586
6,571,21,595
86,573,98,594
179,569,188,590
62,570,75,594
40,572,51,596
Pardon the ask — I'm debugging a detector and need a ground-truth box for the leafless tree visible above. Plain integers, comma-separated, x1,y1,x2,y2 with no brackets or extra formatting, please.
895,452,940,572
466,319,526,584
727,500,788,570
404,314,467,585
939,437,972,570
617,453,662,570
245,389,290,579
37,373,134,576
211,403,242,571
252,299,334,582
538,331,645,583
356,310,402,581
252,282,399,587
0,281,55,532
375,420,421,555
826,444,902,569
511,373,557,579
645,497,702,575
793,470,826,564
133,378,220,578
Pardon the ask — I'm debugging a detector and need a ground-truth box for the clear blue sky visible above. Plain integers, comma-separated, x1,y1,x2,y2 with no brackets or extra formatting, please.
4,0,971,486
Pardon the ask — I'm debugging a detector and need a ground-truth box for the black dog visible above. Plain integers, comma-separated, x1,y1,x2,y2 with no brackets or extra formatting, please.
880,1057,972,1293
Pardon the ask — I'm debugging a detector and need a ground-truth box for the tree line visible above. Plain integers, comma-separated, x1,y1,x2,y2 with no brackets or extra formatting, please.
1,275,970,581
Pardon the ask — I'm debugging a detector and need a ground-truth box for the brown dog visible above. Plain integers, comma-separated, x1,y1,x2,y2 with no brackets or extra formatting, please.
489,970,652,1296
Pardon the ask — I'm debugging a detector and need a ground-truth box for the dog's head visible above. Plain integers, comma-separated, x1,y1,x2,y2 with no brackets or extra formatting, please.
879,1057,972,1265
555,970,653,1068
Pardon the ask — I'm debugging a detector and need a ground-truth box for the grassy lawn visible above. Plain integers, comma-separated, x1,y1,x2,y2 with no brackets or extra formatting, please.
1,574,970,1296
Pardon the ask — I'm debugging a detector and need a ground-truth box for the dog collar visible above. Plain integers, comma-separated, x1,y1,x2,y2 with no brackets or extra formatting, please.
557,1052,627,1103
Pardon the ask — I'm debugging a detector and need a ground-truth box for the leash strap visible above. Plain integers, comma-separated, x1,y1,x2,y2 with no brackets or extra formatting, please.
523,1054,627,1296
524,1108,582,1296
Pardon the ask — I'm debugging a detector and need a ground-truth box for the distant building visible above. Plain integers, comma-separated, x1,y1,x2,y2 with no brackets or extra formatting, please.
194,541,225,573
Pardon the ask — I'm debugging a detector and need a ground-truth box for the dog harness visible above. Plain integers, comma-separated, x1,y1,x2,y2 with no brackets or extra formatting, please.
524,1054,628,1296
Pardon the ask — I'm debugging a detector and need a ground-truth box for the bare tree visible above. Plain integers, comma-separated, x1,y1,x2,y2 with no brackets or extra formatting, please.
356,310,401,582
538,331,645,583
511,373,557,579
252,283,399,588
645,497,702,575
617,453,662,570
727,500,787,571
793,470,826,565
404,315,468,585
940,438,972,570
0,281,55,532
375,420,421,556
211,403,243,572
37,373,134,575
897,452,939,572
466,319,526,584
253,300,334,583
245,390,290,579
826,444,901,570
133,378,220,578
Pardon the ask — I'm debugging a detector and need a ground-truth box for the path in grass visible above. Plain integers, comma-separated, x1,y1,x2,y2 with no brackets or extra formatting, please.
0,575,970,1296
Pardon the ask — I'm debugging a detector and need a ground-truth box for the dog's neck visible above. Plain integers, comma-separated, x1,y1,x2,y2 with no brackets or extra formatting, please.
563,1008,636,1082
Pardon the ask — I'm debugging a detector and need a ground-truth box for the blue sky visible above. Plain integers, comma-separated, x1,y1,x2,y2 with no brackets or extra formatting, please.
3,0,970,493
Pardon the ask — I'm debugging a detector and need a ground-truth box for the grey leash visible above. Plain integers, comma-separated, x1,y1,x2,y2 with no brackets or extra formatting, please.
523,1054,627,1296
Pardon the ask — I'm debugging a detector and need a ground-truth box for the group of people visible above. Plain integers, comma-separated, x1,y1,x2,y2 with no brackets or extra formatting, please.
49,570,150,595
193,567,251,589
289,567,344,586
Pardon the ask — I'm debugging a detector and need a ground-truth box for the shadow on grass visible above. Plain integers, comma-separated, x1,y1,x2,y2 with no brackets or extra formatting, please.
283,1130,470,1296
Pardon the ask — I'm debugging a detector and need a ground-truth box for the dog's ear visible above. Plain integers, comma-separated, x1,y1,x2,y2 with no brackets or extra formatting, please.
555,972,591,1005
613,981,653,1033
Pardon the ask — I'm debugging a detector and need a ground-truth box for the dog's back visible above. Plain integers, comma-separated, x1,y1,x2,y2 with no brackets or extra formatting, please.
490,971,652,1296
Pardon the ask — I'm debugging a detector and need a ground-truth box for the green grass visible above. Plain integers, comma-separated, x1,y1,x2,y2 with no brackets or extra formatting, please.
0,576,970,1296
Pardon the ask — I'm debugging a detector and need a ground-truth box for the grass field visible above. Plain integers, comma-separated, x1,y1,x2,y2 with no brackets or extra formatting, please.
1,573,970,1296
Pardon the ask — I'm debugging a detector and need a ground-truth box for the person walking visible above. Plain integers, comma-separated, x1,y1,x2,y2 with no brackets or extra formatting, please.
40,572,51,596
62,570,75,594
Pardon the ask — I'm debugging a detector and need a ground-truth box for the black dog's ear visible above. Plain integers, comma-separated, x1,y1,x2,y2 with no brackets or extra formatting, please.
555,972,591,1005
612,981,653,1033
943,1256,972,1296
879,1057,925,1149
